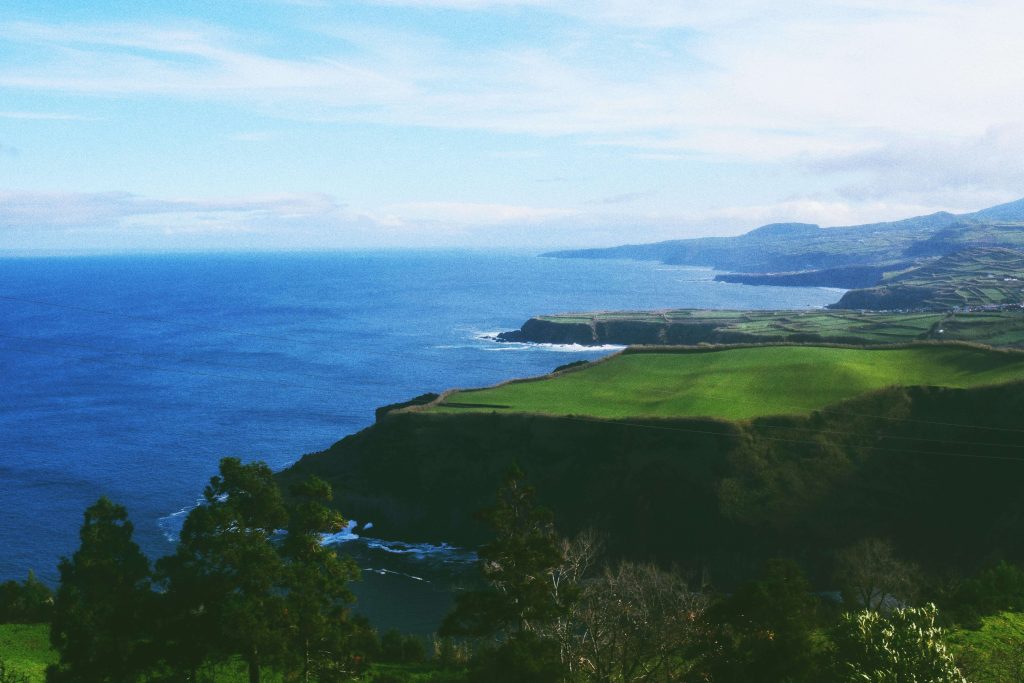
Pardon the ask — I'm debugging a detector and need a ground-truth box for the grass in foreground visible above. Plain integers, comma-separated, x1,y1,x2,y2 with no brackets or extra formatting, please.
949,611,1024,682
0,624,54,683
435,345,1024,420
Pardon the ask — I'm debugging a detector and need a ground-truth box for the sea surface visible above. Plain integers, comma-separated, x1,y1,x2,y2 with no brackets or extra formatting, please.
0,250,841,632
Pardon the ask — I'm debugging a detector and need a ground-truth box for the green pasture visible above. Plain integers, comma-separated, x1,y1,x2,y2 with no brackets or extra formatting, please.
530,308,1024,347
435,345,1024,420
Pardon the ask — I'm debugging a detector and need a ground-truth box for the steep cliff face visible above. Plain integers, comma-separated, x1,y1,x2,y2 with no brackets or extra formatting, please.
497,318,596,344
714,264,890,288
279,380,1024,584
496,316,867,346
830,286,937,310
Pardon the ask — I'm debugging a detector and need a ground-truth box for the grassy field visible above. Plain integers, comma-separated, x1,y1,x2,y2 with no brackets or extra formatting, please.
0,624,454,682
434,344,1024,420
834,247,1024,310
512,308,1024,347
949,611,1024,682
0,624,54,682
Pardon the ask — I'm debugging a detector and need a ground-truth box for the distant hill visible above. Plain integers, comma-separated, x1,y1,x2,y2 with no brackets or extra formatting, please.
545,198,1024,279
831,246,1024,310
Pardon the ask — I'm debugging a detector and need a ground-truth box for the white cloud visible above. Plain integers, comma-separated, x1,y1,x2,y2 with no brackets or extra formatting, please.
381,201,577,224
2,1,1023,234
0,188,1007,253
808,125,1024,208
5,2,1022,156
0,191,584,250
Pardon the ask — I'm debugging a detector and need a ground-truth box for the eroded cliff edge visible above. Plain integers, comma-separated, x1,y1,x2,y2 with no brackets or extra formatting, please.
278,380,1024,584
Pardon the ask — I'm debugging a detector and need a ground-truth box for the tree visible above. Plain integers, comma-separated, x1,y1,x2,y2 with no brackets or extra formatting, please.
441,466,568,638
833,603,965,682
280,476,360,681
834,538,918,611
0,571,53,623
440,466,570,683
47,497,154,683
157,458,288,683
570,561,708,683
696,559,822,683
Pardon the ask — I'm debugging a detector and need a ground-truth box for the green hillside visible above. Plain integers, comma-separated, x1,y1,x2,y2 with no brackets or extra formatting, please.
434,344,1024,420
497,308,1024,347
546,197,1024,277
280,378,1024,582
832,246,1024,310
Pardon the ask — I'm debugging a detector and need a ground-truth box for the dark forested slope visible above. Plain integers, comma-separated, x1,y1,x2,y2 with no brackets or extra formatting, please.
279,377,1024,586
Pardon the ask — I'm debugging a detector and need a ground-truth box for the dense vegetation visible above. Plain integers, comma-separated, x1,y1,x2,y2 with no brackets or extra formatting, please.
9,466,1024,681
5,307,1024,680
282,377,1024,591
434,345,1024,420
497,308,1024,347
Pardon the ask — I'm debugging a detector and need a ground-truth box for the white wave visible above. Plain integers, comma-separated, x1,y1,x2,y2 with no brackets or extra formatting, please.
321,518,360,545
532,342,624,353
472,330,623,354
363,539,477,563
363,567,428,582
156,497,204,543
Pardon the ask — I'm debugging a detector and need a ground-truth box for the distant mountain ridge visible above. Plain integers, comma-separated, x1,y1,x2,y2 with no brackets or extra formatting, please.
545,197,1024,277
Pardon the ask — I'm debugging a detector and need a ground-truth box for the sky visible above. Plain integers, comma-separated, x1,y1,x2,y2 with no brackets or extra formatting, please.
1,0,1024,252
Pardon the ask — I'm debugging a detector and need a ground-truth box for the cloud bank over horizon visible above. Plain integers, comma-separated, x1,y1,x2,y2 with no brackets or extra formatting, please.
1,0,1022,251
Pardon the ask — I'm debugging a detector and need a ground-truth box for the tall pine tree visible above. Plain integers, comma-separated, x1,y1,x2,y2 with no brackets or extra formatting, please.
158,458,288,683
280,476,360,681
48,497,153,683
441,466,569,683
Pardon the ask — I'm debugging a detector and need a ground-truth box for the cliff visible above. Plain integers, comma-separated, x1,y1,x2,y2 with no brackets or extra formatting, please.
279,379,1024,584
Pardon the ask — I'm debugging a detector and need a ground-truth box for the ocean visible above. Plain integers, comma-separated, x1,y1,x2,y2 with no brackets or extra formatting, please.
0,250,841,632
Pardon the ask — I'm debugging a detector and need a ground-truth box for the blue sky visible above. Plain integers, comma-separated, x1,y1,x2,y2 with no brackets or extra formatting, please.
2,0,1024,251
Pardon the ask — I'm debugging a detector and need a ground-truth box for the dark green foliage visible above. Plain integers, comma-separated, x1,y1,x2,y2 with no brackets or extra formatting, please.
348,615,383,663
695,559,822,683
378,630,427,664
280,378,1024,586
0,572,53,624
280,475,360,680
47,497,154,683
380,629,405,662
441,466,567,638
552,360,589,373
157,457,289,683
440,467,569,683
467,631,563,683
156,461,363,681
941,561,1024,627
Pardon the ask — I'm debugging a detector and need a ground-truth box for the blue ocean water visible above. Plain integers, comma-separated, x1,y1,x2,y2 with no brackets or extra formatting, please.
0,250,841,631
